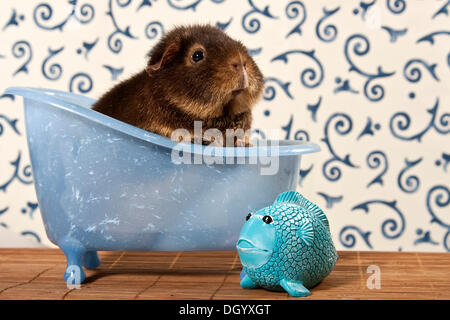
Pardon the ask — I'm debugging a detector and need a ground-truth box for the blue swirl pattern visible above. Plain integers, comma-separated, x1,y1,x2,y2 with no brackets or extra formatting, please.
352,200,406,240
344,34,395,102
426,185,450,251
285,1,306,38
390,98,450,142
315,7,340,42
403,58,439,83
69,72,93,94
321,113,358,182
145,21,165,40
281,115,309,142
271,50,324,88
242,0,277,34
11,40,32,76
0,1,448,251
263,77,293,101
0,152,33,193
386,0,406,15
33,1,94,31
41,47,64,81
397,158,422,194
366,150,388,188
339,226,372,249
106,0,137,54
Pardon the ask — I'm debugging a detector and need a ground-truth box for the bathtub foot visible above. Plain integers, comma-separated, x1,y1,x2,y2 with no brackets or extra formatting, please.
60,239,86,285
83,251,101,270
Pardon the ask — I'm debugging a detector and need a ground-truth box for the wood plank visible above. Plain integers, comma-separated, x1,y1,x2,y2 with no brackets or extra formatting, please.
0,249,448,300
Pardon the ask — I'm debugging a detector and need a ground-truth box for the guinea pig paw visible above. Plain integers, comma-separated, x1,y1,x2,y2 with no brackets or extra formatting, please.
235,137,252,147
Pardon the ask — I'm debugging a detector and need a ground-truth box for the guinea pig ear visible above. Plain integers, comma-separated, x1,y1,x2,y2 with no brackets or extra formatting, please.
146,43,179,75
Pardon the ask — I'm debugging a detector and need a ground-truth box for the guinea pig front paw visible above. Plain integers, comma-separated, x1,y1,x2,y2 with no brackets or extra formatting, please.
235,136,252,147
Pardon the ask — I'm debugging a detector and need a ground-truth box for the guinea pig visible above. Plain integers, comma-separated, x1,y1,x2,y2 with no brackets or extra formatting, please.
92,24,264,146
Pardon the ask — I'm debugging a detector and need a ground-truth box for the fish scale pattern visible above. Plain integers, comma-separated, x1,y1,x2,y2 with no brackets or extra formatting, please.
244,202,338,290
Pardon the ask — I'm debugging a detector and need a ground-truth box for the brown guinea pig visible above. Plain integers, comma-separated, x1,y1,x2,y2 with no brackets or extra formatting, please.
92,24,264,146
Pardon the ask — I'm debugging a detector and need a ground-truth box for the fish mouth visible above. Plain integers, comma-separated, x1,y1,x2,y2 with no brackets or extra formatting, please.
236,238,273,269
236,239,272,253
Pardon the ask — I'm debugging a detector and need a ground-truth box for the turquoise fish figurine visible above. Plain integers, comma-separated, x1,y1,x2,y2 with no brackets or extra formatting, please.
236,191,338,297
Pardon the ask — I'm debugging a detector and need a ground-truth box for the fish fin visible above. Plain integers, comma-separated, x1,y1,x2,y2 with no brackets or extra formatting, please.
274,191,303,205
280,278,311,297
240,269,246,281
307,201,330,231
240,274,259,289
297,220,314,246
275,191,330,231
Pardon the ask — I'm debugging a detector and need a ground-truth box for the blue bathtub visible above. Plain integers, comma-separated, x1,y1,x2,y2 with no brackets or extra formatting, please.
6,87,320,284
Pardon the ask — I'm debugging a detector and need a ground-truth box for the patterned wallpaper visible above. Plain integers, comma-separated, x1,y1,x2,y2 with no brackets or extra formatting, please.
0,0,449,251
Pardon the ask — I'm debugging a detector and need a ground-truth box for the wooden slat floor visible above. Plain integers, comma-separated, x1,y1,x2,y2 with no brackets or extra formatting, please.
0,249,449,300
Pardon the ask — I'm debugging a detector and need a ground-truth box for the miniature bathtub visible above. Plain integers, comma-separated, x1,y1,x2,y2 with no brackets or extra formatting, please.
6,87,320,284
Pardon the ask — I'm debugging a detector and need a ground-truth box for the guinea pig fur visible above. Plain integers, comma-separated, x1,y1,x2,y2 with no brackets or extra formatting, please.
92,24,264,146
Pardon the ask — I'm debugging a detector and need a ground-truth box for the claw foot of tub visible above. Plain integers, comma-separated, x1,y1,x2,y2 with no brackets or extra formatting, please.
60,238,87,285
64,263,86,286
83,251,101,270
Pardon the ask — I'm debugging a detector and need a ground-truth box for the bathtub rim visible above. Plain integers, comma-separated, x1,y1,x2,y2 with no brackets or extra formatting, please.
5,86,320,157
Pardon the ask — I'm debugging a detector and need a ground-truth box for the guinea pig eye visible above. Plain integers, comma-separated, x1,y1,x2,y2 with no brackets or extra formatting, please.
262,215,273,224
191,50,204,63
246,212,253,221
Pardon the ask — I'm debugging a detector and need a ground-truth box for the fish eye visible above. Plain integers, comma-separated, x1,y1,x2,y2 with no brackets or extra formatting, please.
262,215,273,224
191,49,204,63
246,212,253,221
